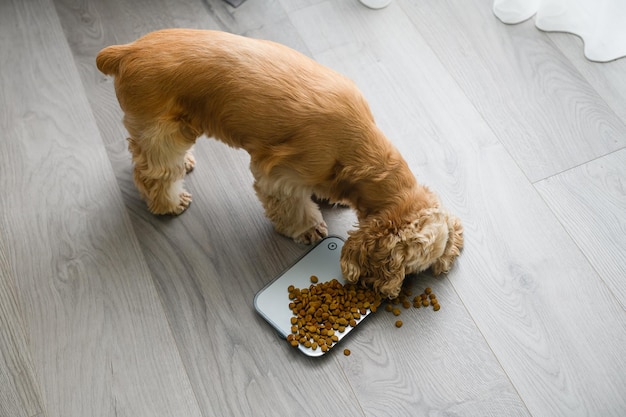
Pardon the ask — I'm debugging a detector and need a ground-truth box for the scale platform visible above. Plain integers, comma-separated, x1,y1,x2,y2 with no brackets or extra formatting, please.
254,236,374,356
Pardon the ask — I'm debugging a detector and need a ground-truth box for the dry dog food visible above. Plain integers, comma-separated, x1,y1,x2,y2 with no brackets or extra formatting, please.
286,277,382,352
287,278,441,354
386,286,441,324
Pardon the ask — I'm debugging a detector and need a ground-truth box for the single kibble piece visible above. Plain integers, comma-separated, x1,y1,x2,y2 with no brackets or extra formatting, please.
392,308,401,316
343,349,351,356
310,275,319,283
385,304,393,312
425,287,432,295
395,320,403,328
433,303,441,311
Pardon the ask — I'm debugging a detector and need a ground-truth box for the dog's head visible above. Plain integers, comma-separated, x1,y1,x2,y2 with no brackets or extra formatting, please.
341,208,463,299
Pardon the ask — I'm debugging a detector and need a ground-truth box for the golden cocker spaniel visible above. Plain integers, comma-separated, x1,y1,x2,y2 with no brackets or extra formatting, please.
96,29,463,298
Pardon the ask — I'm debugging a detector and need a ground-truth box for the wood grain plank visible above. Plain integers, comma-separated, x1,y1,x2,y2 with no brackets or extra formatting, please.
451,145,626,417
55,1,367,416
291,1,626,416
535,149,626,308
398,0,626,183
278,0,325,14
0,239,44,417
0,1,202,417
548,31,626,126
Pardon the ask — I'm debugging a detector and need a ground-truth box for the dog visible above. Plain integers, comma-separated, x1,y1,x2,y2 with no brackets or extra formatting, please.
96,29,463,298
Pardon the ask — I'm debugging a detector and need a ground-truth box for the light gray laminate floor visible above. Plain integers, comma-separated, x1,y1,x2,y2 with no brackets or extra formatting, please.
1,0,624,416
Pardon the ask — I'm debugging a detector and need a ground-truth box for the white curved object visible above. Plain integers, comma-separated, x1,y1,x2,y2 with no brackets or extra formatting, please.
493,0,626,62
359,0,392,10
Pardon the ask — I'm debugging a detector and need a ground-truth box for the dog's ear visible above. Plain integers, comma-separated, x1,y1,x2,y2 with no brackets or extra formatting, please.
340,218,407,299
430,212,464,275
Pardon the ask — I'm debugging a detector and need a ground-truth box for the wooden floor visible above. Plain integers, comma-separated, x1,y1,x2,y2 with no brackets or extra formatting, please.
1,0,625,416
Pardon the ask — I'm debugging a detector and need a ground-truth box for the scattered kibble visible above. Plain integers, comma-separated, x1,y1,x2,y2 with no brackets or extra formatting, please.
343,349,351,356
310,275,319,283
384,286,445,315
395,320,403,328
385,286,442,319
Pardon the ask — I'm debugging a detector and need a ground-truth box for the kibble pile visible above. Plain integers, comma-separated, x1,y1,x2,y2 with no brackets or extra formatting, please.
287,276,441,354
286,276,382,352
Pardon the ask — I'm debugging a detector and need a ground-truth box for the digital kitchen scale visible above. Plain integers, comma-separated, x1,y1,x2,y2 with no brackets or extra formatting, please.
254,236,375,356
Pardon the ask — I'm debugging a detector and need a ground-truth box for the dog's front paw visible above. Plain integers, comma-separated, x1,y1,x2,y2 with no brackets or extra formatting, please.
172,191,192,215
294,221,328,245
376,279,402,300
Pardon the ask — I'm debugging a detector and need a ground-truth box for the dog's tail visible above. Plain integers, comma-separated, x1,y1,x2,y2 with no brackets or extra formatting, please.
96,45,130,76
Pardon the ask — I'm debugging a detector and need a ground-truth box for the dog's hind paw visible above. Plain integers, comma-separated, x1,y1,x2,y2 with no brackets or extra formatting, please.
294,221,328,245
184,152,196,173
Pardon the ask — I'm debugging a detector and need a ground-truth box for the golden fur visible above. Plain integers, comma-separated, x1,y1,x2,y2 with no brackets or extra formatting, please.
96,29,463,298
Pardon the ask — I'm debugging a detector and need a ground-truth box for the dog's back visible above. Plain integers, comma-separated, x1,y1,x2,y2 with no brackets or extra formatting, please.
96,29,379,174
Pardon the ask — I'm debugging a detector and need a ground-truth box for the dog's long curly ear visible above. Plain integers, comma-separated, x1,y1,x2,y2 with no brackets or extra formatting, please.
340,219,406,299
431,212,464,275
